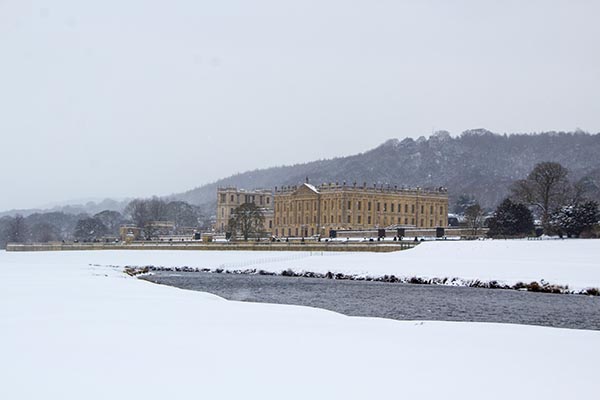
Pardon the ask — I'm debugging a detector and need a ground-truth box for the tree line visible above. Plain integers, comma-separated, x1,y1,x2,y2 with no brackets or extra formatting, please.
0,198,210,247
461,162,599,238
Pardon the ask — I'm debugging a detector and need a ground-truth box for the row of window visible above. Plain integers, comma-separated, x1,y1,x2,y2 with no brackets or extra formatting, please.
276,215,445,227
219,193,271,205
276,200,445,215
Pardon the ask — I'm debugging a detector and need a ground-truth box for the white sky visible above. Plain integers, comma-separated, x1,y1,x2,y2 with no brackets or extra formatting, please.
1,0,599,211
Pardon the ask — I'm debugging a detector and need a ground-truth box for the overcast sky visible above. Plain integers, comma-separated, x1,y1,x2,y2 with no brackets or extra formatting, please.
1,0,599,211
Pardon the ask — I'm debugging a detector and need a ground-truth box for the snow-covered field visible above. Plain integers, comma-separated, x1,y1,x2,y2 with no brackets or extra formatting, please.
1,242,600,399
16,239,598,290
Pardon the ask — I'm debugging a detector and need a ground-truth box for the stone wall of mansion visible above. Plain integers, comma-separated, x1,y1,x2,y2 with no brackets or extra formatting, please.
217,182,448,238
216,187,274,233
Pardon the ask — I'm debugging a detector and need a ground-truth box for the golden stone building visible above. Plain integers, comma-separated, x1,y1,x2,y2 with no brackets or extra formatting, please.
273,182,448,238
216,187,274,234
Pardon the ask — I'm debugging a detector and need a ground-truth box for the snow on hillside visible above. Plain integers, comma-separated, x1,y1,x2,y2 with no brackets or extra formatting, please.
0,249,599,399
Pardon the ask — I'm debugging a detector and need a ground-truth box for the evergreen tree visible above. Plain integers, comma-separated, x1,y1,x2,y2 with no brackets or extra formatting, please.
487,198,534,238
464,203,485,235
550,201,599,238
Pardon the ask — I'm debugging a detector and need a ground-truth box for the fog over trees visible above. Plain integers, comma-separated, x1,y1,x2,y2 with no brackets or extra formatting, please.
0,198,209,248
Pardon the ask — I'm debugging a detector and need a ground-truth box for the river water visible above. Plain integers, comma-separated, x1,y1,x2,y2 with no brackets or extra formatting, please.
142,271,600,330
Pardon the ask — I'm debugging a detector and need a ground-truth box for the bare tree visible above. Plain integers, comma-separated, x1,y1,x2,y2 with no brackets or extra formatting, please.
146,197,168,221
511,162,571,229
464,203,485,236
124,199,150,229
165,201,200,229
124,198,172,239
31,222,59,243
227,203,265,241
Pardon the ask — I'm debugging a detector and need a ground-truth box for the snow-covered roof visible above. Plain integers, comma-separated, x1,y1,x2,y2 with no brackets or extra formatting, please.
303,183,319,194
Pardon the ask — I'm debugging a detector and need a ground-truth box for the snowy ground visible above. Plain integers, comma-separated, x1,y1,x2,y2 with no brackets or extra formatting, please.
19,239,599,291
1,245,600,399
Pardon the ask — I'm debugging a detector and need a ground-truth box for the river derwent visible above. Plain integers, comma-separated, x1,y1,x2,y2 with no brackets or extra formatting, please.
142,271,600,330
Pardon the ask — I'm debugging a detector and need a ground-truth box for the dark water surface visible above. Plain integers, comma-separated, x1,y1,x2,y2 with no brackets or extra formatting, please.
142,271,600,330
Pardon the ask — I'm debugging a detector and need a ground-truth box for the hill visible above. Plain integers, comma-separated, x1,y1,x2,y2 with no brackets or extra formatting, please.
172,130,600,211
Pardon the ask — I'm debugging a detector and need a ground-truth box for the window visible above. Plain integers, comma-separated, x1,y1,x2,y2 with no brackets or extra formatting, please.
338,215,341,223
411,218,415,225
420,219,424,227
348,201,352,210
430,205,433,214
358,215,362,224
377,202,380,212
383,203,387,212
283,217,286,224
295,228,298,236
324,215,327,223
397,217,401,224
347,215,351,223
269,220,273,228
275,229,278,236
331,215,334,223
368,202,371,211
324,200,327,210
368,216,372,224
405,218,408,225
421,205,424,214
311,228,314,235
267,197,270,204
405,204,408,213
220,194,226,202
430,219,433,227
288,228,291,236
230,207,233,214
221,208,224,217
411,204,415,213
230,195,234,202
391,203,394,213
358,201,361,211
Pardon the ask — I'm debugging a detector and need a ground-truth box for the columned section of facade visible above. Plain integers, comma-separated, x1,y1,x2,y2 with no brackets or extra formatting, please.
273,183,448,238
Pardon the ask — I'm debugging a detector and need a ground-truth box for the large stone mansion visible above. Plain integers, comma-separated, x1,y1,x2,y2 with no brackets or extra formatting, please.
217,181,448,238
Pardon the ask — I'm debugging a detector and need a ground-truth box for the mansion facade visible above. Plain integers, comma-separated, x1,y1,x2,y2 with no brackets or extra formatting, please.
216,187,274,233
274,182,448,238
217,182,448,238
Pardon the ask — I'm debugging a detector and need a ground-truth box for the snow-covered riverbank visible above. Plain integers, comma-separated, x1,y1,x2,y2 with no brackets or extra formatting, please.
22,239,598,291
1,246,599,399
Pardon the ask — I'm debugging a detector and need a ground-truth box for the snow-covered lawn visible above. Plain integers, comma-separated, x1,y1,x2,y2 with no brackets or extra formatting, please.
16,239,598,290
1,245,599,399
